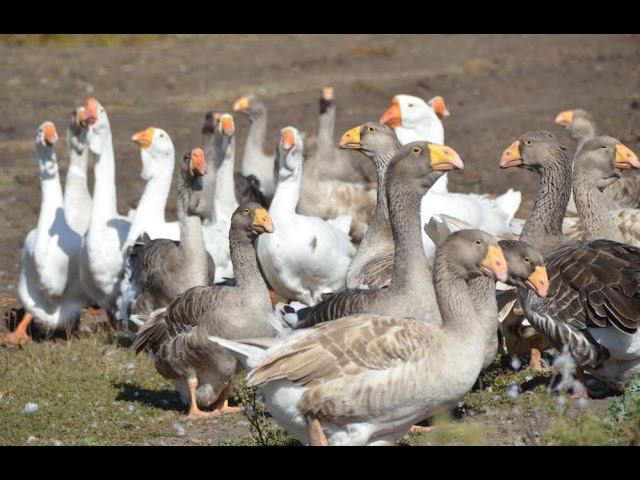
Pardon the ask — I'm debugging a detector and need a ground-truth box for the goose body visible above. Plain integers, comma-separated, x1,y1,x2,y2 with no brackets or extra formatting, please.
257,127,356,305
131,204,275,417
7,122,90,343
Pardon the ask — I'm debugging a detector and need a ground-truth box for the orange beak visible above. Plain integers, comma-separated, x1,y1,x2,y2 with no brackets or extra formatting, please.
428,143,464,171
75,107,86,127
281,128,296,150
339,126,361,149
526,265,549,298
500,140,523,168
83,98,99,126
233,97,250,112
220,114,235,135
190,148,207,176
380,98,402,128
43,122,58,145
132,127,155,149
322,87,334,101
431,96,450,119
555,110,574,127
252,208,274,234
615,143,640,170
480,244,508,283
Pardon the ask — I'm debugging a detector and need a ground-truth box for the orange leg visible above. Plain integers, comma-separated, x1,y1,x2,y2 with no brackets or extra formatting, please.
187,378,220,419
410,425,436,434
306,414,329,446
212,385,241,414
0,312,33,346
529,348,543,371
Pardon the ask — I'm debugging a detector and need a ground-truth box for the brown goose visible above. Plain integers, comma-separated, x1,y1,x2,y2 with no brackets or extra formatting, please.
131,202,275,418
233,95,275,200
209,229,507,446
556,108,640,211
117,148,215,324
425,216,549,370
500,130,640,391
288,139,464,330
341,123,401,290
310,87,370,184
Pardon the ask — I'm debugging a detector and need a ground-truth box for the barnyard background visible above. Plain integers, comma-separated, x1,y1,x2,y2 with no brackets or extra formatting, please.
1,34,640,445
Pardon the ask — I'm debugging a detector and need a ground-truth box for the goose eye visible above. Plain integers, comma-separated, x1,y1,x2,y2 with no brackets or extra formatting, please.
524,256,531,264
243,208,251,215
412,146,422,154
408,103,414,108
525,140,532,145
475,239,482,245
600,145,608,149
368,126,375,132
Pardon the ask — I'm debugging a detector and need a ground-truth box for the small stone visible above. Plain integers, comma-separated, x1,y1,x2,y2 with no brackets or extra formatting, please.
24,402,39,415
172,422,185,437
86,84,95,94
510,357,521,370
26,435,37,443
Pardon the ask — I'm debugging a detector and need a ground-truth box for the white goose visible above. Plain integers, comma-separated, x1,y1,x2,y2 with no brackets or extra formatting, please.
380,94,522,257
64,106,92,235
79,98,133,317
201,113,239,282
123,126,180,251
1,122,90,345
257,127,356,305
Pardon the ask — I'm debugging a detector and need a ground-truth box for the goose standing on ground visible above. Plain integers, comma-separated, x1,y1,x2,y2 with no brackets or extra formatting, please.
556,108,640,211
116,148,215,322
79,98,133,319
201,113,238,282
131,203,275,418
500,130,640,391
64,107,92,235
380,94,521,257
1,123,89,345
210,229,507,446
123,127,180,251
257,127,356,305
233,95,275,200
288,140,464,329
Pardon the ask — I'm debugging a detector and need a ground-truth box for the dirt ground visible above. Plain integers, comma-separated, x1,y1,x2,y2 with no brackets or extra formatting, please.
1,34,640,445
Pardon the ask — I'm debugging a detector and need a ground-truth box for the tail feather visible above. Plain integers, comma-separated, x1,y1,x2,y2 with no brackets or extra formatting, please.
208,336,269,371
130,307,168,354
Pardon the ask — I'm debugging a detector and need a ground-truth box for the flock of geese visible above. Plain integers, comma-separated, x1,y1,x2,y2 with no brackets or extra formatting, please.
3,87,640,446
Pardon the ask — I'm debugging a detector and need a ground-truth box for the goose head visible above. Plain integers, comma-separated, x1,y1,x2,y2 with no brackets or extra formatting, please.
441,229,508,282
573,136,639,191
232,202,275,241
319,86,335,114
339,122,399,168
427,96,451,120
386,140,463,193
233,95,265,122
277,126,304,180
36,121,59,178
202,111,219,135
67,106,88,154
215,112,235,147
132,127,175,181
498,240,548,297
179,148,207,216
83,97,110,156
500,130,569,174
381,94,443,134
554,108,597,141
